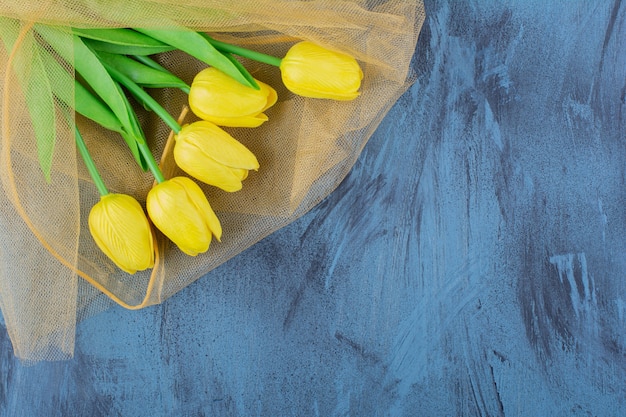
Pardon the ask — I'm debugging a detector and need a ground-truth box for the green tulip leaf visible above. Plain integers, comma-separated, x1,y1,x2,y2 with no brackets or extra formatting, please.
72,28,175,55
101,60,182,135
35,25,147,169
0,18,56,182
25,44,56,182
114,81,147,170
96,51,190,92
38,47,126,134
222,52,260,91
73,80,128,134
134,27,258,89
38,45,145,170
200,33,282,68
130,54,169,73
36,26,134,134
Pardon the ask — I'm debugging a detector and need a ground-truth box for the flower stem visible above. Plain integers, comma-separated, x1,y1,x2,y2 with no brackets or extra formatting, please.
201,34,283,67
131,54,169,73
100,59,172,184
102,61,182,134
130,54,191,94
137,141,166,184
74,126,109,196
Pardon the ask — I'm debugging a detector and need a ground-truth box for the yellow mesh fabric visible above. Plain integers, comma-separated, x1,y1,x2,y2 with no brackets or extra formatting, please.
0,0,425,361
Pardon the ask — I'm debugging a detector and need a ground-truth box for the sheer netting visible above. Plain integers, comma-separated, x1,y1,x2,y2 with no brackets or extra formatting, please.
0,0,425,361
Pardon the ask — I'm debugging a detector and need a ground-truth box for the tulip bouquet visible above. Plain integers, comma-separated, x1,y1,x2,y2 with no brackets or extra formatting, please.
0,0,424,361
1,21,364,275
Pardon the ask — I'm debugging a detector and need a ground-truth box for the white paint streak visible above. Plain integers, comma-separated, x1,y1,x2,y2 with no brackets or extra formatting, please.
484,99,504,152
598,197,607,244
548,253,598,336
616,298,625,322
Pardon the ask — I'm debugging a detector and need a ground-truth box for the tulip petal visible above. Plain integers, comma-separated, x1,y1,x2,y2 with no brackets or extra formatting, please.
233,168,248,181
174,140,246,192
200,113,268,128
259,81,278,111
174,177,222,242
177,121,259,169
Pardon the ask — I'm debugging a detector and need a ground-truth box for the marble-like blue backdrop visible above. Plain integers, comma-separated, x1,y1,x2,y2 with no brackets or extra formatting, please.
2,1,625,416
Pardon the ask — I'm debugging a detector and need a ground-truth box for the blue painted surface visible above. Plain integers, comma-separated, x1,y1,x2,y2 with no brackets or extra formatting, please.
2,1,626,416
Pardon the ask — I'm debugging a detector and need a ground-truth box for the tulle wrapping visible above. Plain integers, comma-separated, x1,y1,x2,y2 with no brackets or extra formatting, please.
0,0,425,361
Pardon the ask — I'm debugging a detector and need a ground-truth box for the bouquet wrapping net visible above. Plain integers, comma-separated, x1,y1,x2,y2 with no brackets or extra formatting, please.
0,0,425,361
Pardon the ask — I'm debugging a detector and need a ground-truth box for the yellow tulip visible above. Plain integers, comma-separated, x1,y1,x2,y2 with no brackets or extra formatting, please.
88,193,155,274
146,176,222,256
279,41,363,101
174,121,259,192
188,67,277,127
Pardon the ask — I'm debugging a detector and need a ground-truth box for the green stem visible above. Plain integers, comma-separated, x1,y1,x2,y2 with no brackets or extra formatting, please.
98,60,169,184
131,54,169,72
131,54,190,93
102,61,182,134
74,126,109,196
202,34,283,67
137,141,165,184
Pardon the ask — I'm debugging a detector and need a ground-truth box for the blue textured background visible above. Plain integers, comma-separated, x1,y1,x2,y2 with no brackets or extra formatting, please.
2,1,626,415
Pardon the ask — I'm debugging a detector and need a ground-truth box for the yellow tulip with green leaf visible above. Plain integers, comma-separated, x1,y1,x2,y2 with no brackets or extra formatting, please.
88,54,260,193
188,67,277,127
197,35,364,101
72,127,155,274
10,24,366,270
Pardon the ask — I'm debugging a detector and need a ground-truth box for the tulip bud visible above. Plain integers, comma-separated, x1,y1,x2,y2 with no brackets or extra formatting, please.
174,121,259,192
280,41,363,101
188,67,277,127
146,176,222,256
88,193,155,274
